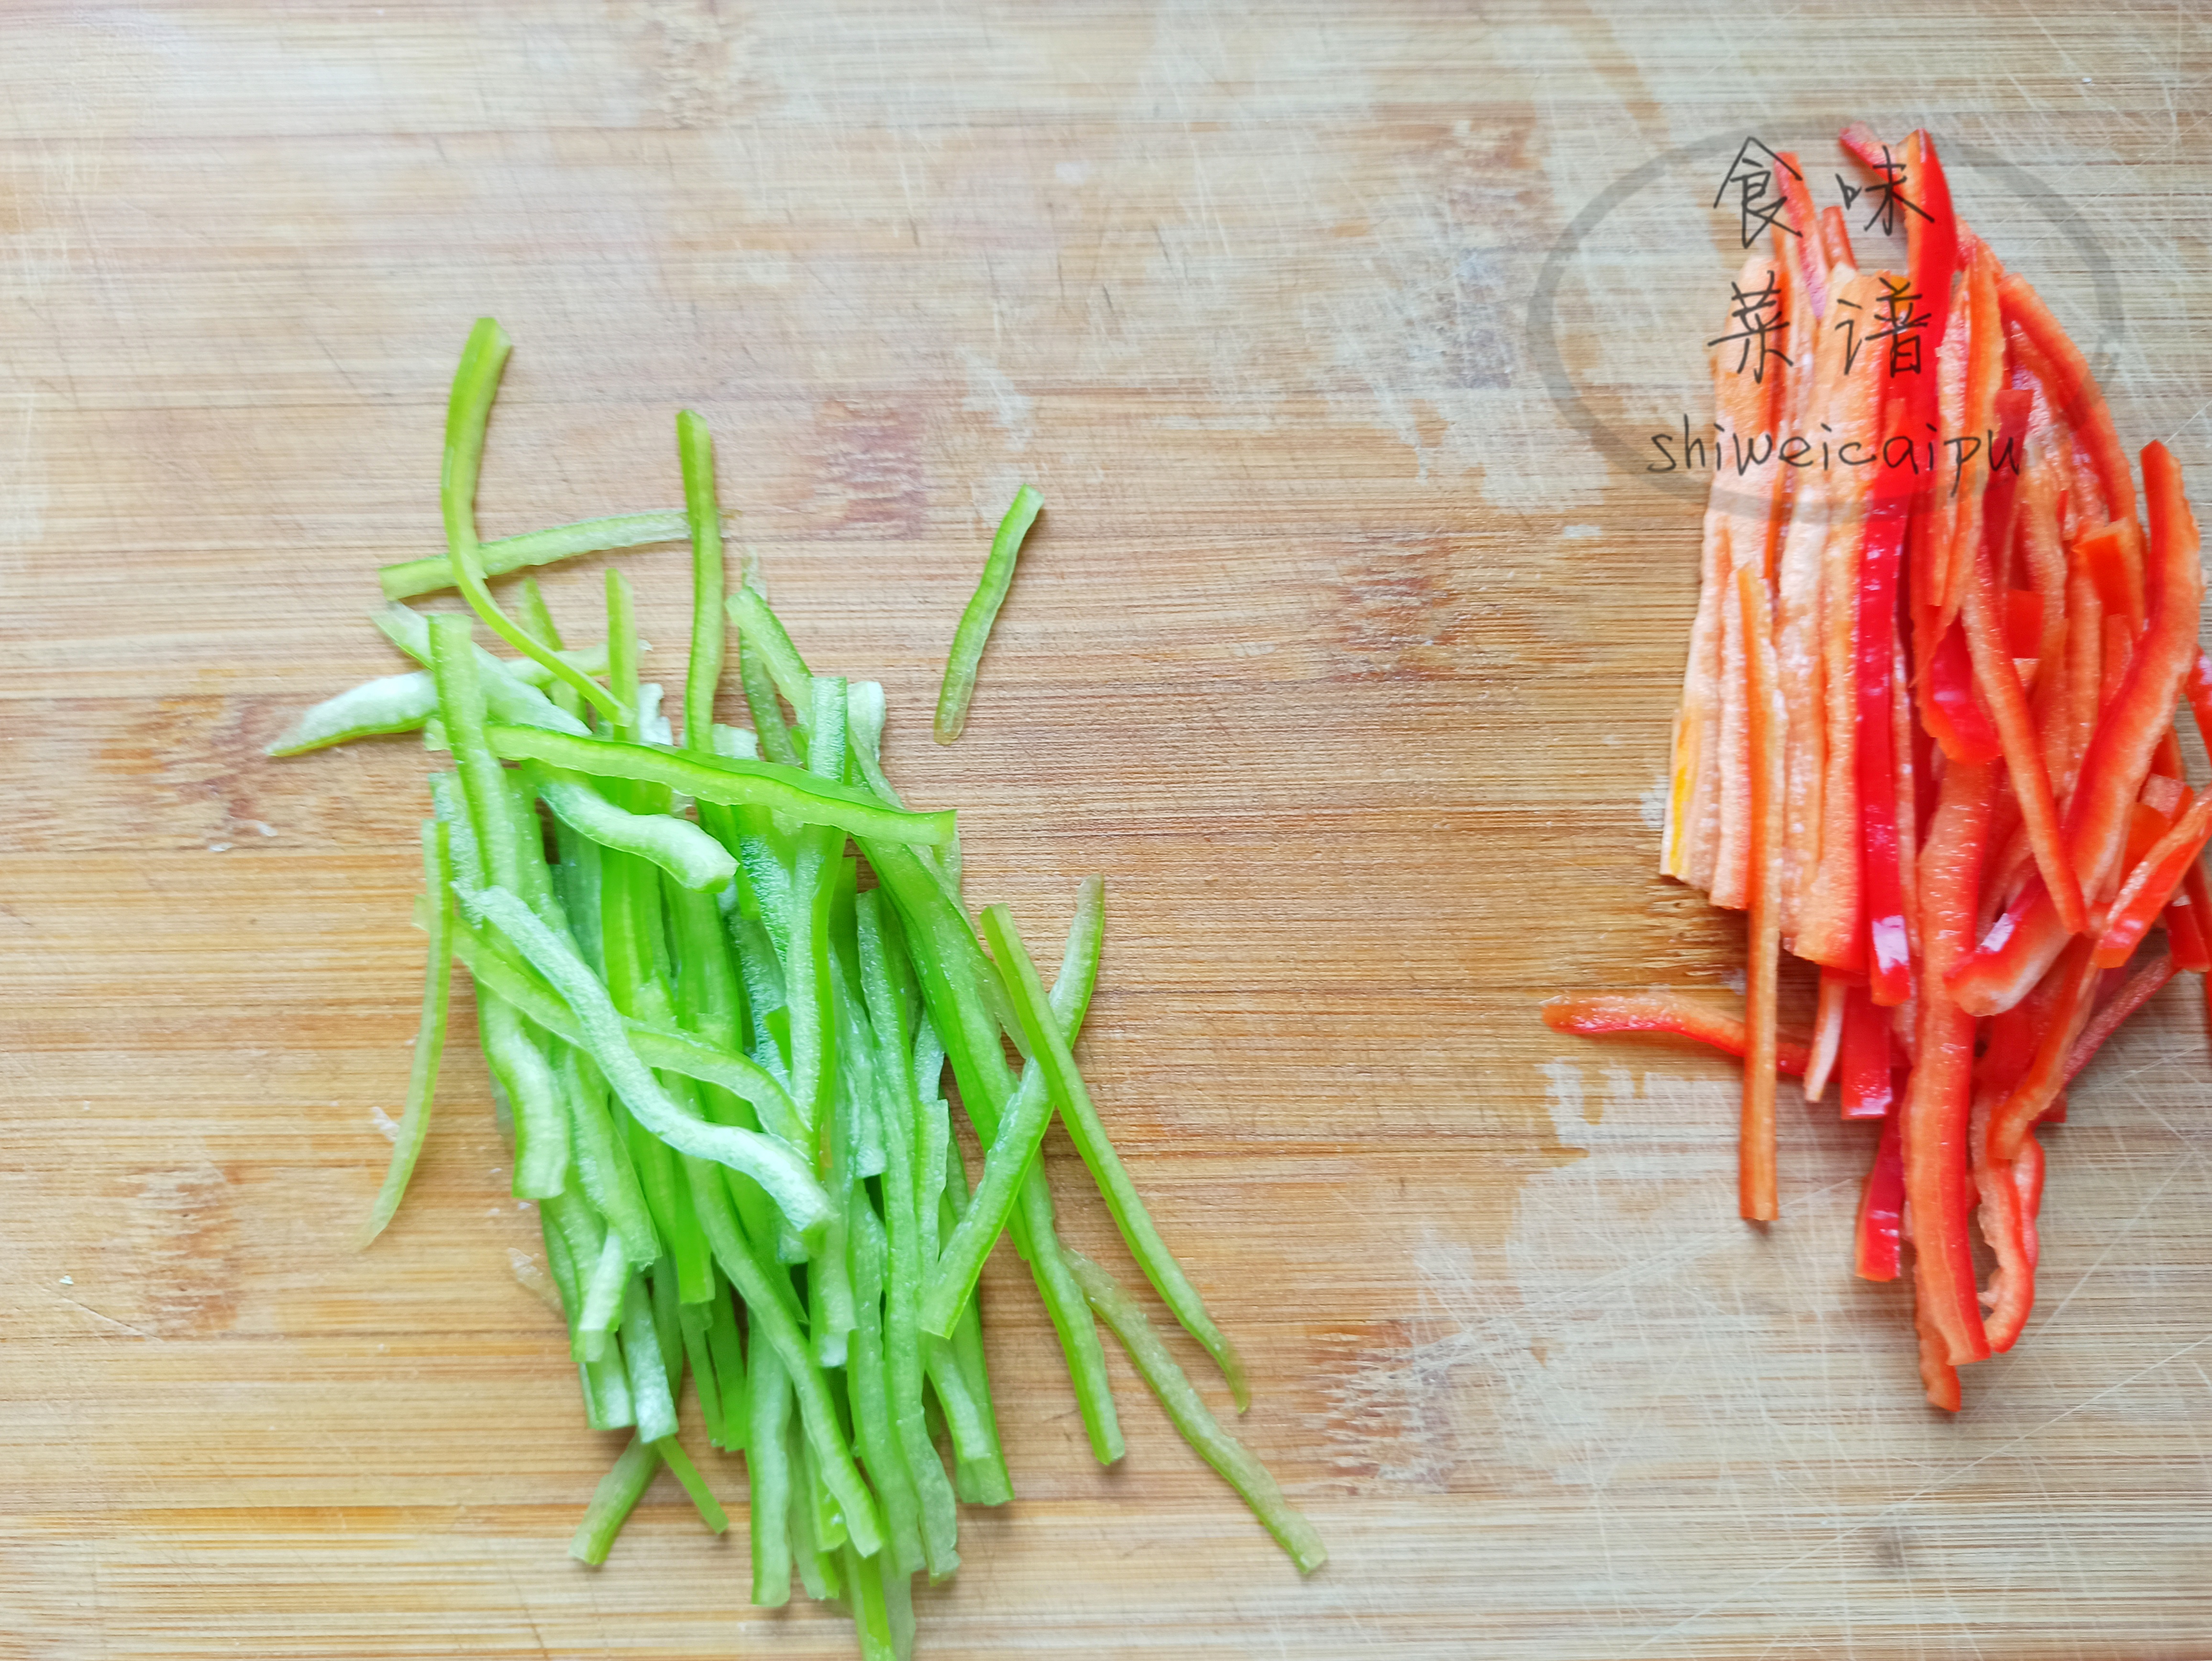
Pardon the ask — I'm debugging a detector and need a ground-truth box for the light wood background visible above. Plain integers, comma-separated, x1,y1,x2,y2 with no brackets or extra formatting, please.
6,4,2212,1657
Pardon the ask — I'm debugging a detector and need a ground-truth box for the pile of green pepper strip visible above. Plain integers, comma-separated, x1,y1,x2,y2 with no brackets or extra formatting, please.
274,319,1324,1660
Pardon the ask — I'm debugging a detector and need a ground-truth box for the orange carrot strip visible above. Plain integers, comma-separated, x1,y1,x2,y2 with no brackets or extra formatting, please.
1740,563,1785,1221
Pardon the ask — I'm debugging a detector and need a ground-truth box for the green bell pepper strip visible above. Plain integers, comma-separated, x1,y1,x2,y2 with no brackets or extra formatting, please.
460,886,833,1237
619,1272,679,1444
438,319,625,724
484,725,955,846
380,510,690,602
476,992,570,1200
923,875,1102,1335
934,484,1041,744
653,1433,729,1534
355,821,454,1249
685,1154,886,1560
568,1434,662,1566
854,892,962,1573
845,1194,927,1579
430,617,568,940
371,603,597,731
726,587,816,722
706,1277,750,1452
266,670,437,756
526,763,737,891
743,1328,796,1606
982,901,1249,1412
842,1541,898,1661
786,676,852,1155
788,1428,842,1601
738,634,802,766
1065,1250,1326,1576
675,1300,722,1448
676,410,726,750
576,1231,631,1361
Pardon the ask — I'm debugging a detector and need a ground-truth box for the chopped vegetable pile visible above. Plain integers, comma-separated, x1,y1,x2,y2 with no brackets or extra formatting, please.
276,320,1322,1655
1546,126,2209,1410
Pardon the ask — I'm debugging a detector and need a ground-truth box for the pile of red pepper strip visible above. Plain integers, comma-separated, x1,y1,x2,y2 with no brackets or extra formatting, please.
1556,125,2209,1410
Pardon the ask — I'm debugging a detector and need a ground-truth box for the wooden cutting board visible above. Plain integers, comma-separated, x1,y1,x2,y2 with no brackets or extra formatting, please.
8,5,2211,1656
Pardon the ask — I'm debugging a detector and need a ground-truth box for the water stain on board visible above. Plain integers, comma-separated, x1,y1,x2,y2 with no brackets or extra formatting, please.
805,399,926,539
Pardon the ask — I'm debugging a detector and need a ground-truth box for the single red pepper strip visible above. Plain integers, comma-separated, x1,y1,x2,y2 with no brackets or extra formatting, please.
1987,936,2100,1166
1978,1116,2041,1354
1859,444,1914,1007
1837,122,1891,175
1770,152,1828,321
1998,272,2138,532
1923,618,2004,763
1840,984,1896,1121
1949,876,2067,1017
2075,521,2145,631
1982,385,2035,592
2065,445,2207,900
1938,239,2007,629
2062,952,2177,1085
2168,867,2212,972
1853,1111,1905,1283
2092,794,2212,967
1961,490,2088,935
1817,204,1856,274
2003,590,2043,659
1914,1291,1964,1413
1904,757,1995,1369
1539,993,1812,1076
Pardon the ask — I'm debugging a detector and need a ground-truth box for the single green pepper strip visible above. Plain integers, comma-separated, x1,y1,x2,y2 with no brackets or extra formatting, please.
676,410,727,750
356,821,453,1249
744,1327,796,1606
485,725,955,846
1065,1250,1327,1576
527,763,737,891
476,992,571,1199
846,1195,926,1579
787,676,850,1155
653,1435,729,1534
935,484,1042,743
738,635,802,766
726,587,815,722
788,1427,842,1601
982,901,1250,1411
439,319,625,723
686,1155,886,1560
843,1540,899,1661
855,893,962,1573
461,886,833,1236
380,510,690,601
266,670,437,756
568,1434,662,1566
371,604,593,734
923,875,1103,1335
619,1271,679,1444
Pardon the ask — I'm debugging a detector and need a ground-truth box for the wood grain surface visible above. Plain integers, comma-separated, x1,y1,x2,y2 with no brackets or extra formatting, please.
6,3,2212,1657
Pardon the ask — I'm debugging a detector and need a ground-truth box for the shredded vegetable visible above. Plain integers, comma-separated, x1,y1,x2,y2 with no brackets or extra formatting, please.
276,320,1322,1657
1550,127,2210,1409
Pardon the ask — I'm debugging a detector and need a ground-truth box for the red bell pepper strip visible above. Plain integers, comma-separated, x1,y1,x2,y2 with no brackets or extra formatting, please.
1854,1111,1905,1283
1938,241,2007,628
1859,438,1914,1007
1770,152,1828,320
1999,272,2139,534
1914,1293,1964,1413
2092,793,2212,967
1905,758,1995,1369
2164,882,2212,971
1540,993,1813,1076
1817,204,1856,274
2063,952,2178,1085
2065,444,2206,901
1977,1119,2043,1354
1739,564,1786,1221
2003,590,2043,659
1961,495,2088,934
1949,876,2067,1017
1923,618,2004,764
1840,985,1896,1121
1986,937,2100,1166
